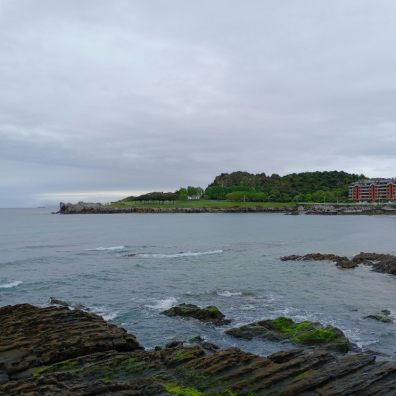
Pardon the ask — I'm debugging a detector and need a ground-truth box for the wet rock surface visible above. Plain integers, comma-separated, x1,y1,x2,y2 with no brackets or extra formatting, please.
1,304,396,395
162,303,231,326
281,252,396,275
226,316,351,353
365,310,394,323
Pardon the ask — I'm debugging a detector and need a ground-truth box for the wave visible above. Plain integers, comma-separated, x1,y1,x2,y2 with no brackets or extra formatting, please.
0,280,23,289
84,305,118,321
129,250,223,258
87,246,126,251
146,297,178,310
216,289,256,297
217,290,243,297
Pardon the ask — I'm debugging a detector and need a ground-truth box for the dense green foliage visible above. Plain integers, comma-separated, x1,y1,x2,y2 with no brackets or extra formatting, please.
205,170,360,202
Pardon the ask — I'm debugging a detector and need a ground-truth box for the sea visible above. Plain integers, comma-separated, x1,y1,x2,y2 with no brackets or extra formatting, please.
1,209,395,359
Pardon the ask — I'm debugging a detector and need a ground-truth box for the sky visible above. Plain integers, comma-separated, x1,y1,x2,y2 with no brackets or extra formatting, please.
1,0,396,207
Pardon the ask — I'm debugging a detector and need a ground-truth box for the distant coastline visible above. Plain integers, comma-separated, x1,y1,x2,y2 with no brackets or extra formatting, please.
57,201,396,215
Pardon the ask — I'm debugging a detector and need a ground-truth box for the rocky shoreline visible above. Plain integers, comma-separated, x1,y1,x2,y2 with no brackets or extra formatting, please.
1,304,396,395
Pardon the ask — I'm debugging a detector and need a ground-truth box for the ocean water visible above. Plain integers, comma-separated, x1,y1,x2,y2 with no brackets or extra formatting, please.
1,209,396,359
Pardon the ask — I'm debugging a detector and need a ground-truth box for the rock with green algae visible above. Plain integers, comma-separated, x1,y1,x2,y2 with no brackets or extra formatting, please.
226,316,350,352
162,303,231,326
365,309,393,323
2,304,396,395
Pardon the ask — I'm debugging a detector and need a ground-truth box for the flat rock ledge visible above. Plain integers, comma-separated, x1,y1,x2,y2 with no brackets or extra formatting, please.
162,303,231,326
1,304,396,395
226,316,351,353
281,252,396,274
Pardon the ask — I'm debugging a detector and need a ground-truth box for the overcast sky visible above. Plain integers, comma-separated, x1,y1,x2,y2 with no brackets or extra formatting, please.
1,1,396,207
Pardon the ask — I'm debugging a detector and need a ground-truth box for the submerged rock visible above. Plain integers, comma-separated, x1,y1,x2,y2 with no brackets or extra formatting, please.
226,316,350,352
365,310,394,323
162,303,231,326
1,304,396,395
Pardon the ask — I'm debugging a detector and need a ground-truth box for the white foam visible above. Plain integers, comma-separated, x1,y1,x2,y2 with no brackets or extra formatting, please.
146,297,178,310
0,280,22,289
89,306,118,321
87,246,125,251
217,290,243,297
135,250,223,258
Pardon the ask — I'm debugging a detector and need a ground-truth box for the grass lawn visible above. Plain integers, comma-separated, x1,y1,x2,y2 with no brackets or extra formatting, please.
107,200,296,209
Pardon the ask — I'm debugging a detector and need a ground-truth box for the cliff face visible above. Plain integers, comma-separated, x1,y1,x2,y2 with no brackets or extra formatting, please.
1,304,395,395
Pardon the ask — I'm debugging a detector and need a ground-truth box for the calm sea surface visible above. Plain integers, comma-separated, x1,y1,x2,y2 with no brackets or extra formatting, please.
1,209,395,358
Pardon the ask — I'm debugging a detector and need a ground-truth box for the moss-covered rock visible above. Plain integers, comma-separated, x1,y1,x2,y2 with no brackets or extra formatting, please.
226,316,350,352
365,310,393,323
162,303,231,326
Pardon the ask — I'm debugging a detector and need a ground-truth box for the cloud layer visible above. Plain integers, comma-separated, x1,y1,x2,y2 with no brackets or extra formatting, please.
1,0,396,206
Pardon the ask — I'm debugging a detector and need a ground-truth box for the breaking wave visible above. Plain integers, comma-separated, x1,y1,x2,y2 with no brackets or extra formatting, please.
129,250,223,258
0,280,23,289
146,297,178,310
87,245,126,251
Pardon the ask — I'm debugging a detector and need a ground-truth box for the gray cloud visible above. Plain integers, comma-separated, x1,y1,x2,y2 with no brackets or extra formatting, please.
1,0,396,206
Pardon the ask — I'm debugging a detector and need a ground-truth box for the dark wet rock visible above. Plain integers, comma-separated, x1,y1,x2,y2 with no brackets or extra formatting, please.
1,304,396,395
352,252,396,275
281,251,396,275
365,310,394,323
162,303,231,326
188,336,219,352
0,304,142,376
226,316,350,352
165,340,184,349
280,253,358,269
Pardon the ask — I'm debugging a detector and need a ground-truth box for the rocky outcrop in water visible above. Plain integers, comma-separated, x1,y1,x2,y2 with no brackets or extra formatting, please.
365,309,394,323
162,303,231,326
281,252,396,275
1,304,396,395
226,316,350,353
280,253,357,269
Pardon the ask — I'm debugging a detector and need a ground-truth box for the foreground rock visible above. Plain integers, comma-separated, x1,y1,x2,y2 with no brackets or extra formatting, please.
226,316,350,353
281,251,396,274
1,305,396,395
162,303,231,326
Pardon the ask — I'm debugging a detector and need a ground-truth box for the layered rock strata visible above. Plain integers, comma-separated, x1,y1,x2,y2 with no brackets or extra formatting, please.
1,304,396,395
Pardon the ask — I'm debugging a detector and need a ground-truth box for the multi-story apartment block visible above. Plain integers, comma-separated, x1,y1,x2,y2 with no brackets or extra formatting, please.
349,178,396,202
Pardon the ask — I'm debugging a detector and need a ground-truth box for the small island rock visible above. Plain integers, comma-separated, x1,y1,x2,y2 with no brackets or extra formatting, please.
226,316,350,352
162,303,231,326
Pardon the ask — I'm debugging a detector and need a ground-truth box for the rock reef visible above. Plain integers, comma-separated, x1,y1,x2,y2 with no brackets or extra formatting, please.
1,304,396,395
281,252,396,275
162,303,231,326
226,316,350,353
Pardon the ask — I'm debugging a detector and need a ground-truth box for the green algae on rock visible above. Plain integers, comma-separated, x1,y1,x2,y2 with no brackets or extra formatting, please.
162,303,231,326
2,304,396,395
226,316,350,352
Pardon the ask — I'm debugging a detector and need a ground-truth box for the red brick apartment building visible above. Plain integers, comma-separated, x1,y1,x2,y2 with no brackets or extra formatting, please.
349,178,396,202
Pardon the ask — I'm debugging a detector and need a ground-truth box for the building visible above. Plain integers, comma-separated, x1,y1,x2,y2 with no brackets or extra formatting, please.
349,178,396,202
